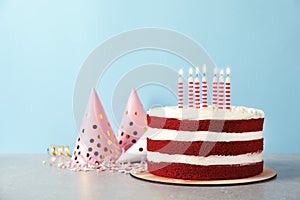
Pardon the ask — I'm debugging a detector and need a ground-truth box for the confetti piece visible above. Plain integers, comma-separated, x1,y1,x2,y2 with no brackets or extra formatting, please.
47,145,71,157
47,149,147,174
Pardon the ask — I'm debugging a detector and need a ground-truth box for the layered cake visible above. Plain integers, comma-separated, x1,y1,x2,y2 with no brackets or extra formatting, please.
146,106,264,180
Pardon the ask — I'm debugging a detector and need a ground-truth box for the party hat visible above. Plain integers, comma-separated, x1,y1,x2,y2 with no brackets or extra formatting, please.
72,88,121,165
117,89,147,152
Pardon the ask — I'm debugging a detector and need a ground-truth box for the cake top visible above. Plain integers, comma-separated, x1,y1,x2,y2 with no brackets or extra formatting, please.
148,105,264,120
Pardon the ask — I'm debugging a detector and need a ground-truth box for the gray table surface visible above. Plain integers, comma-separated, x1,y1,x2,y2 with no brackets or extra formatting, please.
0,154,299,200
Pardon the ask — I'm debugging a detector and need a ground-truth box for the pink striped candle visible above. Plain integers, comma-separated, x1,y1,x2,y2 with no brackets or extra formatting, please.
178,69,184,108
212,67,218,107
225,67,231,110
218,69,224,109
202,64,208,108
188,68,194,108
194,66,201,109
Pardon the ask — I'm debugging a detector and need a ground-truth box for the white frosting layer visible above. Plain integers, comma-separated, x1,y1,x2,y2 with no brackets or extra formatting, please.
148,128,263,142
148,105,264,120
147,152,262,166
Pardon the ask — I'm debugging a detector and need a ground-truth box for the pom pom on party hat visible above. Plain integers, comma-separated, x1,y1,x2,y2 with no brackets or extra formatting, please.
72,88,121,165
117,88,147,152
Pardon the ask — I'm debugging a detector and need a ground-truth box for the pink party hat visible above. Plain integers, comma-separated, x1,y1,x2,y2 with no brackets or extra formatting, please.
117,88,147,152
72,88,121,165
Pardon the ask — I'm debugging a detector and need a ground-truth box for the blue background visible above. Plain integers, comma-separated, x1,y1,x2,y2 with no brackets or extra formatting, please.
0,0,299,153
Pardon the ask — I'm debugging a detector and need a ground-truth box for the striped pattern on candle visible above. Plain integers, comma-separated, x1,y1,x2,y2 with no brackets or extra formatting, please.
194,81,200,109
212,80,218,106
178,82,183,108
225,82,231,110
202,81,208,107
218,81,224,109
188,81,194,107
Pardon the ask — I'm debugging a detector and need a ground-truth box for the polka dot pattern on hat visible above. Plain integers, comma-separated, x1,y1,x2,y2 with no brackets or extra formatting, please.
117,88,148,152
71,89,121,165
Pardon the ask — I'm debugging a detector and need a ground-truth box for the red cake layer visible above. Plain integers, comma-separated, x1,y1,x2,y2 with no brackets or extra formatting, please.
147,115,264,133
147,161,264,180
147,138,263,156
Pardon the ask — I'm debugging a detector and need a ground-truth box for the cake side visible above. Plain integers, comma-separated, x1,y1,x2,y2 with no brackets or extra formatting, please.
146,106,265,180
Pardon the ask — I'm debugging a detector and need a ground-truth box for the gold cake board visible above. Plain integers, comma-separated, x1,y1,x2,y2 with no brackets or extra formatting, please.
130,167,277,186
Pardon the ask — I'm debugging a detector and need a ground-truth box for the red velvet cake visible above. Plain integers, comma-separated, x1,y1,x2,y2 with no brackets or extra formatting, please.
146,106,264,180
